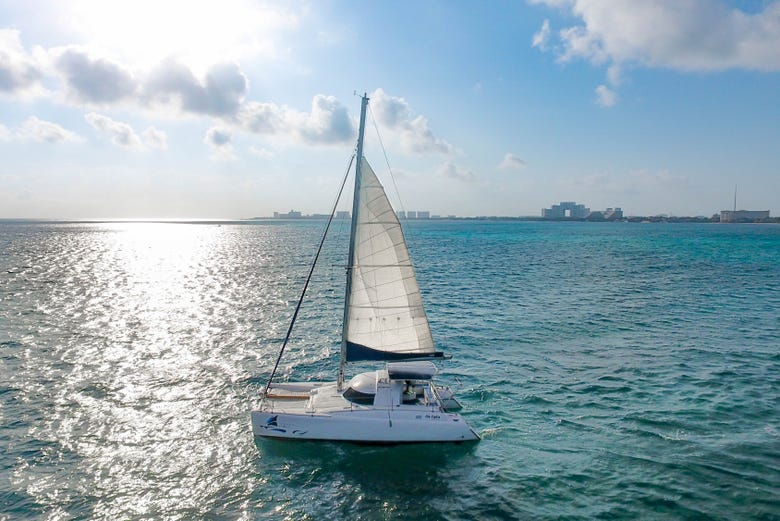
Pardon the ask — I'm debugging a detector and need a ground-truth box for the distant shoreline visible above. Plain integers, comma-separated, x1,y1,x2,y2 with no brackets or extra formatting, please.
1,216,778,225
248,215,780,224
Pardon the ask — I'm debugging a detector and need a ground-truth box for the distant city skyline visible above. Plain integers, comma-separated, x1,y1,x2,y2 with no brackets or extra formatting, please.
274,195,774,219
268,200,770,220
1,1,779,218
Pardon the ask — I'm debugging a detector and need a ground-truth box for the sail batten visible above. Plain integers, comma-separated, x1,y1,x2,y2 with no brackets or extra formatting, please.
344,157,437,362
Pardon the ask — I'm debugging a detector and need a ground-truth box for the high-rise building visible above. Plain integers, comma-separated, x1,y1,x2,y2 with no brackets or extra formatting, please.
273,210,302,219
542,202,590,218
720,210,769,222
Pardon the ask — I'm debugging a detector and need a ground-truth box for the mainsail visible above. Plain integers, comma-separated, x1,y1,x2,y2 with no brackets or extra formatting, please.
343,157,442,361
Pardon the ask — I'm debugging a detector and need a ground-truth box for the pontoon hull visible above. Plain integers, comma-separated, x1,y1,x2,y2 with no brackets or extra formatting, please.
251,409,480,443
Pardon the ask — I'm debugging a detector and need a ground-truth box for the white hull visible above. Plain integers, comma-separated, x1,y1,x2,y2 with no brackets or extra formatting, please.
252,408,479,443
252,372,479,443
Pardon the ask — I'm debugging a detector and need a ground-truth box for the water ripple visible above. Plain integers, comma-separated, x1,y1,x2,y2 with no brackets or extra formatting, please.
1,221,779,519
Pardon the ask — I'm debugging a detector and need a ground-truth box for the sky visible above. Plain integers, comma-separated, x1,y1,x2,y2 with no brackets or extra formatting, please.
1,0,779,219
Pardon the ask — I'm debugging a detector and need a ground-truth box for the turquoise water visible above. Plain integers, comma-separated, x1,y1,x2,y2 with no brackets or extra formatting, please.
1,220,779,520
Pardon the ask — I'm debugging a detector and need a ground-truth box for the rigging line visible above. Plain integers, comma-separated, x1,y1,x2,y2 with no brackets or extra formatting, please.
367,102,421,261
368,103,408,220
262,152,356,400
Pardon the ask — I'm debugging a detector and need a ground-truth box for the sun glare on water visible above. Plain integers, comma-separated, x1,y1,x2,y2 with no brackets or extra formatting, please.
32,222,254,517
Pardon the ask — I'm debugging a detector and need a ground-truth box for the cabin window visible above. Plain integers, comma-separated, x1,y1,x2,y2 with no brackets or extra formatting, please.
343,371,378,405
343,387,375,405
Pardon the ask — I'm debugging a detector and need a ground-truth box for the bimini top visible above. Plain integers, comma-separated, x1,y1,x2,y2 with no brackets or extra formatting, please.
386,361,438,380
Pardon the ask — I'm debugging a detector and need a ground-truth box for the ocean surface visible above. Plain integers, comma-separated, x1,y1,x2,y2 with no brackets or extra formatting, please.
1,220,779,520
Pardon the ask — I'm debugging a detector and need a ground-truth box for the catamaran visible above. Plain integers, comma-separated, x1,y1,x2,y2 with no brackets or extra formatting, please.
251,93,479,443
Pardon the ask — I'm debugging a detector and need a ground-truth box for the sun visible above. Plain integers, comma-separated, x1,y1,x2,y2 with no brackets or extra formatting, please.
57,0,301,72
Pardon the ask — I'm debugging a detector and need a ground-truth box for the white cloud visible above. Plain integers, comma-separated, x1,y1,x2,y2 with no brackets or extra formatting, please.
401,115,455,154
0,117,82,143
142,127,168,150
595,84,617,107
237,95,353,145
533,0,780,71
295,94,353,144
54,47,136,103
3,29,255,122
239,101,285,134
498,153,527,170
205,126,231,146
370,88,414,127
1,30,252,120
144,59,248,117
606,64,621,86
532,19,551,50
17,116,81,143
0,29,446,155
370,88,455,155
85,113,142,147
204,126,236,160
84,113,167,150
0,29,42,95
437,161,477,182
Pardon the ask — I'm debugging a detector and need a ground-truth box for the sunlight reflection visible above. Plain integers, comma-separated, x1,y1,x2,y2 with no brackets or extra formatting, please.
7,220,346,518
15,222,262,519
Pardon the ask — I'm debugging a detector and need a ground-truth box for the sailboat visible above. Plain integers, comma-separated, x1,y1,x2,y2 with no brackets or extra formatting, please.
251,94,480,443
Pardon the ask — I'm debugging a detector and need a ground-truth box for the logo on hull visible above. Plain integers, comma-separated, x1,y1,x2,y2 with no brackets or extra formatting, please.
262,415,287,433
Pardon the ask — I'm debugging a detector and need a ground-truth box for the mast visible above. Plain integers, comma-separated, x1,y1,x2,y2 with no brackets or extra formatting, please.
339,93,369,389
